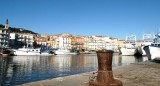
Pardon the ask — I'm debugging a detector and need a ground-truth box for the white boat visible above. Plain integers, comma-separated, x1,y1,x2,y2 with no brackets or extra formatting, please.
138,33,155,56
120,47,136,56
10,48,54,56
54,49,78,55
120,34,137,56
143,33,160,60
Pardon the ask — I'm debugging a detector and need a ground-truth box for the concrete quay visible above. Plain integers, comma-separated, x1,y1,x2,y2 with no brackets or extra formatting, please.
22,61,160,86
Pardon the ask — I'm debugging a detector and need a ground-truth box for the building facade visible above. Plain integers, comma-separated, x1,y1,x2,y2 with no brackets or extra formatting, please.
0,19,10,49
9,33,34,48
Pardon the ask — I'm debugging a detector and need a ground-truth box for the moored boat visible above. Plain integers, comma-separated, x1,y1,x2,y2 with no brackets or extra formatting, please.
10,48,54,56
138,33,155,56
54,49,78,55
120,47,136,56
143,33,160,60
120,34,137,56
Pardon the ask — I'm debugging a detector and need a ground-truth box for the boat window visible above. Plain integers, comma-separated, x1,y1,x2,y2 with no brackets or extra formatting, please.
32,50,34,51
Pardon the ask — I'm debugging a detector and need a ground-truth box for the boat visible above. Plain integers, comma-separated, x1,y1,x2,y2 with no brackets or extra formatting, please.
54,49,78,55
143,33,160,60
120,34,137,56
0,49,12,56
10,47,54,56
120,47,136,56
137,33,155,56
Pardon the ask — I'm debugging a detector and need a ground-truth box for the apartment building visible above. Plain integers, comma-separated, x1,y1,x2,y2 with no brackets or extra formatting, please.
54,34,72,49
9,32,34,48
75,36,84,51
84,36,106,51
0,19,10,49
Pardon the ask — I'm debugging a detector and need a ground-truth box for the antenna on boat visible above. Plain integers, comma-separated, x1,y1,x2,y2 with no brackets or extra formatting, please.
155,28,160,37
125,33,127,41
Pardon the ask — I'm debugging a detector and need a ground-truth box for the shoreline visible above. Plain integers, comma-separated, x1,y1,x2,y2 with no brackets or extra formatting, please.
22,61,160,86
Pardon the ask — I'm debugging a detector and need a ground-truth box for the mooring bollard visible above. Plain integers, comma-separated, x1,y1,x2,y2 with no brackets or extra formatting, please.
89,50,123,86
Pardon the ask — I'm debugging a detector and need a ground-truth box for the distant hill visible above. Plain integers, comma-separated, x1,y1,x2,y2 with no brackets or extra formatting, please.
0,24,38,34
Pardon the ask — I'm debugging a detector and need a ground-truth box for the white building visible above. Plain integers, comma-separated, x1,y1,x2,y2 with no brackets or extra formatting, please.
83,36,119,51
54,34,72,49
85,36,106,51
105,37,119,52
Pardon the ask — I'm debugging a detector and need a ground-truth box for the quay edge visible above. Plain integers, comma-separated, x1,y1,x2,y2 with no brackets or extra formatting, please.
22,61,160,86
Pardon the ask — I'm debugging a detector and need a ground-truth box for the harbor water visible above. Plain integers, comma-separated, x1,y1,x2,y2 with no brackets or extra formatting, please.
0,53,148,86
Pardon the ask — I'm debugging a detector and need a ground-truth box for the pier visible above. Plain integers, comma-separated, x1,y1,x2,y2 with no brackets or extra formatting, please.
23,61,160,86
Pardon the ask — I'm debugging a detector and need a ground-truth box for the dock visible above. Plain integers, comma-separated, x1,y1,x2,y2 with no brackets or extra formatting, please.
22,61,160,86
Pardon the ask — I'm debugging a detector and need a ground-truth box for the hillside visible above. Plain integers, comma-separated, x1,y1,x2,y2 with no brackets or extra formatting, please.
0,24,38,34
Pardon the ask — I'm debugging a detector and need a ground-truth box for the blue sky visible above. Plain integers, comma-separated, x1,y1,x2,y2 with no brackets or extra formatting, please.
0,0,160,40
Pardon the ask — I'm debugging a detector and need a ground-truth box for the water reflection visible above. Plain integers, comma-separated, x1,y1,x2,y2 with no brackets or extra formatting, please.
112,53,148,67
0,54,147,86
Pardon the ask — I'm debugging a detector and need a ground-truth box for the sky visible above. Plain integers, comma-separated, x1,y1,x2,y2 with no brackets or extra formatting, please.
0,0,160,40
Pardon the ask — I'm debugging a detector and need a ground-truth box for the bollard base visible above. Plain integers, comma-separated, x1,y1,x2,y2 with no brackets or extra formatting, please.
86,50,123,86
89,79,123,86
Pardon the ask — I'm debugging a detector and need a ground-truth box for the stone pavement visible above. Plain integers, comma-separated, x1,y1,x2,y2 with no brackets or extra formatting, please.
22,61,160,86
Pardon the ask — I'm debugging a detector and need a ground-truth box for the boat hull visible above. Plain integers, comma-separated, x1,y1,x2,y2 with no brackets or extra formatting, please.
120,47,136,56
143,46,151,60
149,46,160,59
137,46,146,56
143,45,160,60
11,48,54,56
54,49,78,55
14,51,40,55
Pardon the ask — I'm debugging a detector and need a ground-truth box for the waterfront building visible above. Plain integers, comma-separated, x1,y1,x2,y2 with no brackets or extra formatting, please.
83,36,90,51
85,36,95,51
34,34,56,48
117,40,125,48
75,36,84,51
0,19,10,49
40,34,49,46
84,36,106,51
10,33,34,48
70,36,77,49
9,33,16,48
83,36,112,51
49,35,59,48
48,35,56,48
55,34,72,49
104,36,112,49
105,37,119,52
93,36,106,50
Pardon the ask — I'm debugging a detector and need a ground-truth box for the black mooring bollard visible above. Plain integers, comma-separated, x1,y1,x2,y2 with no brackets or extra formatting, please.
89,50,123,86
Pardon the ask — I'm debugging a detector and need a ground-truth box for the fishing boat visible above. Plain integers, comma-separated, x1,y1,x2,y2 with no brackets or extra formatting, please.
143,33,160,60
10,47,54,56
120,34,137,56
137,33,155,56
